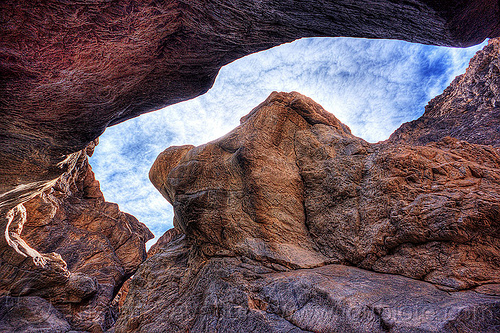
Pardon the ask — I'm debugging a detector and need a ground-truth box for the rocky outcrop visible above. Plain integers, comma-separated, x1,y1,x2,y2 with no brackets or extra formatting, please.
1,0,499,233
1,2,499,331
118,93,500,330
1,0,499,303
0,142,153,332
117,40,500,331
390,38,500,146
118,235,500,333
147,91,500,290
0,296,72,333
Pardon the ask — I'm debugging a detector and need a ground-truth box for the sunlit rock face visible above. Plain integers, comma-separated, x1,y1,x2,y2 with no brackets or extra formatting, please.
0,142,153,332
118,41,500,332
149,91,499,289
0,1,499,331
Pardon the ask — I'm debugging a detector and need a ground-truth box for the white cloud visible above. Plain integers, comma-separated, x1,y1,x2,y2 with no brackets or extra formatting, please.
89,37,486,244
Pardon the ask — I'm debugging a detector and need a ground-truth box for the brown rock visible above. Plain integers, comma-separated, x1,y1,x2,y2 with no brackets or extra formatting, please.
0,296,72,333
112,227,182,314
147,227,182,259
1,3,499,331
149,91,500,290
116,235,500,333
1,1,499,303
150,92,345,268
127,40,500,330
0,142,153,331
1,0,499,234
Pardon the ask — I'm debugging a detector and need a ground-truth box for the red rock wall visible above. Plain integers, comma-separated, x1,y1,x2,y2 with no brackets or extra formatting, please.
1,0,499,214
118,40,500,332
0,141,153,332
1,2,499,332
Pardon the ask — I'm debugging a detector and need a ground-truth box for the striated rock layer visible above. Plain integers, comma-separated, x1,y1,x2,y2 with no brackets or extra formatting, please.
0,142,153,332
117,41,500,332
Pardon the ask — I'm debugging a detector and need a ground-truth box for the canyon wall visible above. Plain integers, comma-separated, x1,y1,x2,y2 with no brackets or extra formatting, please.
0,1,499,331
390,38,500,146
116,40,500,332
0,142,152,332
1,0,498,309
1,0,499,215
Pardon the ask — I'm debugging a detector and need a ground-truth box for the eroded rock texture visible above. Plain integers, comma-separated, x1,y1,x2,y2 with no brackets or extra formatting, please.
0,143,153,332
118,235,500,333
1,2,499,331
0,296,71,333
1,0,499,216
118,40,500,331
149,91,500,290
0,2,499,319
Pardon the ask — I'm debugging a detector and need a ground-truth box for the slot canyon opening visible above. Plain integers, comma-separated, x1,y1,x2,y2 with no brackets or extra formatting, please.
88,37,487,247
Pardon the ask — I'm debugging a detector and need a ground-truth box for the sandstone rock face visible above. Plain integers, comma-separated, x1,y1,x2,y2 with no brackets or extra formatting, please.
149,91,500,290
117,41,500,331
1,3,499,331
1,0,499,221
120,235,500,333
390,38,500,146
1,1,499,302
0,142,153,332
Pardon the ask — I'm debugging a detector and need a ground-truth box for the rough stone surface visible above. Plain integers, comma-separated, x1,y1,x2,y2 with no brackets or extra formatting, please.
0,143,153,332
1,0,499,216
390,38,500,147
1,3,499,331
0,296,71,333
117,235,500,333
1,2,499,316
147,227,182,259
149,90,500,290
112,228,181,313
118,41,500,331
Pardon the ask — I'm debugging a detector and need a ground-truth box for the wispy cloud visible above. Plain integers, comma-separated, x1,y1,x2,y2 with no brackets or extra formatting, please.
89,37,486,245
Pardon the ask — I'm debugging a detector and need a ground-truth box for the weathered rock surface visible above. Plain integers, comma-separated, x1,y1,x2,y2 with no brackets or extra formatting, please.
390,38,500,146
117,232,500,333
0,296,72,333
1,0,499,222
1,2,499,331
148,90,500,290
0,142,153,332
112,228,182,313
1,2,499,318
118,40,500,331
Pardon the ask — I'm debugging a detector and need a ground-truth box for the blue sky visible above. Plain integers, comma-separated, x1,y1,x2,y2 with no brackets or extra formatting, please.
88,37,486,247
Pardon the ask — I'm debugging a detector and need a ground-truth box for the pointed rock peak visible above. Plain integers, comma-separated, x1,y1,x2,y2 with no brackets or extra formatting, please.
241,91,352,135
